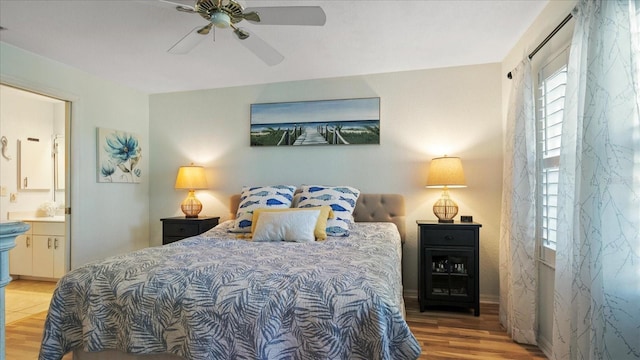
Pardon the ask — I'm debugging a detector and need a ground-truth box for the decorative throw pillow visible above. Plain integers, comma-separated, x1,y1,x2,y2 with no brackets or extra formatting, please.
252,209,321,243
296,185,360,236
251,206,334,240
233,185,296,232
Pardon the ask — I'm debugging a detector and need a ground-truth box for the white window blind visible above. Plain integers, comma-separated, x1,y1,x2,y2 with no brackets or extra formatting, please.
536,47,569,258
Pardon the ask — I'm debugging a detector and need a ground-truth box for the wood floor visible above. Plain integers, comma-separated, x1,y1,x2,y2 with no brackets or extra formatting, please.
5,280,72,360
405,299,547,359
5,280,56,324
5,283,547,359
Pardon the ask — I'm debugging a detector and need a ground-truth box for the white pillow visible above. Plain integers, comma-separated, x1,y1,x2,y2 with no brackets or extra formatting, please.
252,209,320,243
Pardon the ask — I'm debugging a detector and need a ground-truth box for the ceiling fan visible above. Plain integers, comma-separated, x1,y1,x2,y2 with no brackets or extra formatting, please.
160,0,326,66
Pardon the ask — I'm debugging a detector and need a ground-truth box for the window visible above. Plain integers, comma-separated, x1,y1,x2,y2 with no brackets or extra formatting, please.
536,47,569,265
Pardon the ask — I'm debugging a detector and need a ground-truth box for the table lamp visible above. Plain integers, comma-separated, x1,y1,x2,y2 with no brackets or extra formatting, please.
426,156,466,223
175,164,208,218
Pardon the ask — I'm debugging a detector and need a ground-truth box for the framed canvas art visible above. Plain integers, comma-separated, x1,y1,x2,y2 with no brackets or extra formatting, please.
250,97,380,146
97,127,143,183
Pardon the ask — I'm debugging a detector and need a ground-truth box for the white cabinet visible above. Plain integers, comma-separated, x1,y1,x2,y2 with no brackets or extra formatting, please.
9,233,33,275
9,221,66,279
52,234,66,278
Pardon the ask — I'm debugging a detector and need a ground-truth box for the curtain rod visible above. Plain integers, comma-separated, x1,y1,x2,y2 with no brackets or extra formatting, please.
506,13,573,79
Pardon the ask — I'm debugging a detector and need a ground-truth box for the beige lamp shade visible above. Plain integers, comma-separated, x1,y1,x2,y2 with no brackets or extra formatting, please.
426,156,466,223
426,156,466,188
175,165,208,190
175,165,208,218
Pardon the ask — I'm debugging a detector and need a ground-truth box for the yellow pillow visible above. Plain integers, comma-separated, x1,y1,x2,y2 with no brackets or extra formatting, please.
251,206,334,240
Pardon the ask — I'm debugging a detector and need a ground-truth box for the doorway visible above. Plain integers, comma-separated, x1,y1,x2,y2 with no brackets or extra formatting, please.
0,84,71,326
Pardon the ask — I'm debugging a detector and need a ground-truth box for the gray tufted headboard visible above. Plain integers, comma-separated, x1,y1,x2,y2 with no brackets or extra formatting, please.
229,193,406,244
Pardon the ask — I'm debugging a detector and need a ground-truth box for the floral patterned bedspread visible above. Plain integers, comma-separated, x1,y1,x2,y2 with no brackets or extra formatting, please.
39,221,421,360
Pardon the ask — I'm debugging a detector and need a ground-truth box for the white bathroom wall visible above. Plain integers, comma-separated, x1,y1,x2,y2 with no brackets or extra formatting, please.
0,85,63,219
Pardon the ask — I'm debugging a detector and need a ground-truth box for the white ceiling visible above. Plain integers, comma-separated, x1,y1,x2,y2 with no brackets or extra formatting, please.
0,0,548,94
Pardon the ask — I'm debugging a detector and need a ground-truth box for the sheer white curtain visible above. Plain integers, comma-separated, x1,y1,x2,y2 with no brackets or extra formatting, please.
499,59,538,345
552,0,640,359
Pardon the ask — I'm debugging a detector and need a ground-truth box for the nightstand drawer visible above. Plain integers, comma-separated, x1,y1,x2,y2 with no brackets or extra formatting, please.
164,223,199,237
163,236,188,245
421,228,475,246
160,216,220,245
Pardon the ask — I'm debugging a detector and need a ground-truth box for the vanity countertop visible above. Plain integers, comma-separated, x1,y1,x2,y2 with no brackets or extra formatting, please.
7,212,65,223
17,216,65,223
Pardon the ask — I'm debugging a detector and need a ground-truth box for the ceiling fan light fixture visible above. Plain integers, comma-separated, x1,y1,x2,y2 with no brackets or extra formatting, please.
210,11,230,28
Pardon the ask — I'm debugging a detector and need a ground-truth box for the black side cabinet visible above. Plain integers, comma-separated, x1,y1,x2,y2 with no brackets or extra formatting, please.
417,221,482,316
161,216,219,245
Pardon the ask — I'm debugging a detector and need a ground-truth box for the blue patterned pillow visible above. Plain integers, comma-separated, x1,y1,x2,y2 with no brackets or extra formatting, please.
296,185,360,236
233,185,296,232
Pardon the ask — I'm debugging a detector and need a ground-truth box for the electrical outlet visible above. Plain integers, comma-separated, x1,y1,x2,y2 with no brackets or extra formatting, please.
10,193,17,203
0,186,6,197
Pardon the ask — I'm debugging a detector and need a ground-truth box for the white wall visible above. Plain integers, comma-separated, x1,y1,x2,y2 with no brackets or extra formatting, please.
0,42,150,268
149,63,503,299
501,0,577,354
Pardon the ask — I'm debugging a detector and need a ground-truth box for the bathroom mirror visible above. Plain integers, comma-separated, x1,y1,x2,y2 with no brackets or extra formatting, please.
18,138,51,190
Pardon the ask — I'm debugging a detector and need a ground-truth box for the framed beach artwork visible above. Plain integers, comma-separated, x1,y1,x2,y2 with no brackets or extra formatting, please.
250,97,380,146
97,127,143,183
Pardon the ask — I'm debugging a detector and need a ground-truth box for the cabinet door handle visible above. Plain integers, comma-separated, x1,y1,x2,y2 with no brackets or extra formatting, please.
24,177,28,188
26,236,31,247
445,234,454,241
54,238,59,249
48,237,52,249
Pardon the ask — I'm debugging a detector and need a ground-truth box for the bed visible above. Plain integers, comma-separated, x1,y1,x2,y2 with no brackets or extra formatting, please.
39,191,420,360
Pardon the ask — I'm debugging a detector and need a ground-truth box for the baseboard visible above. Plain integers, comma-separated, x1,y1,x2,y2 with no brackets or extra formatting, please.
404,289,499,305
537,333,553,359
404,289,418,300
480,294,499,304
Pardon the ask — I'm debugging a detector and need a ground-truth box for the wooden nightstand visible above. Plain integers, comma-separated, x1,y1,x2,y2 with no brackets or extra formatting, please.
417,220,482,316
161,216,219,245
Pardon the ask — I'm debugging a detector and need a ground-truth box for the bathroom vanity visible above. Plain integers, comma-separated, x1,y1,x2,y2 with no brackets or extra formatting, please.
8,216,66,279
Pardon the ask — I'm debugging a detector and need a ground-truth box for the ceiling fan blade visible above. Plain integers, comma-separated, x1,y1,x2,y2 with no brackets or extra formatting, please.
156,0,196,12
243,6,326,26
234,28,284,66
168,26,208,54
197,23,213,35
